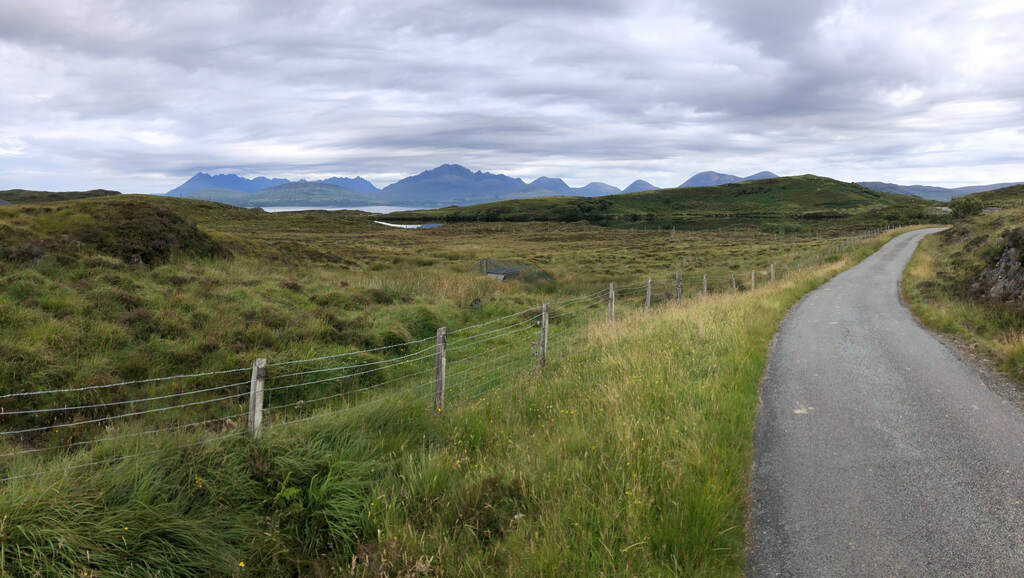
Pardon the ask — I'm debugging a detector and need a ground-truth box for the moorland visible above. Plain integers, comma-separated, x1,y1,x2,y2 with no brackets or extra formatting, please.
0,177,946,574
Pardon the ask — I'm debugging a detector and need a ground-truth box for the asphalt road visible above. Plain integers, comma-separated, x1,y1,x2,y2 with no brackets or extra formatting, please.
747,228,1024,576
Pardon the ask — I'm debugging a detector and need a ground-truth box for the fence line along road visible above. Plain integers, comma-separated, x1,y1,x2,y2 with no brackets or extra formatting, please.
0,225,903,483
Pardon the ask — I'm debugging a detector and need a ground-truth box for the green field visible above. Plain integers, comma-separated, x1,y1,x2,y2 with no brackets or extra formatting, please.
0,188,918,574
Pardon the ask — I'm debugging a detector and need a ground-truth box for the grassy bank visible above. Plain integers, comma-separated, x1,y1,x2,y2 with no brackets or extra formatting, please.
0,229,909,576
903,210,1024,383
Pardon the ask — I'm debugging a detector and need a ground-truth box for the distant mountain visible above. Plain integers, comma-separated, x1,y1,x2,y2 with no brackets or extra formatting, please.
680,170,779,187
166,172,381,198
743,171,779,181
680,171,742,187
378,164,526,205
623,180,657,193
857,181,1024,202
528,177,573,195
320,176,380,194
576,182,621,196
167,173,289,197
175,182,377,207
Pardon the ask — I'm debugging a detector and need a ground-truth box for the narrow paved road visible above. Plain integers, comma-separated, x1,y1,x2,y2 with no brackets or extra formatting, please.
747,228,1024,576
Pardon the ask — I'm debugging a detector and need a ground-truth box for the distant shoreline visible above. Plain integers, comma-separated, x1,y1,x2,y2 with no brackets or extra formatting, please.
260,205,431,214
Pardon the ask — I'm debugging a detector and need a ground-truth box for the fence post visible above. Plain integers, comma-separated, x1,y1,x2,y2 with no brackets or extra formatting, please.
770,263,775,282
248,358,266,440
675,270,682,301
644,278,652,311
434,327,446,413
539,302,549,367
608,282,615,324
731,272,737,292
702,273,707,296
818,253,823,266
751,270,756,290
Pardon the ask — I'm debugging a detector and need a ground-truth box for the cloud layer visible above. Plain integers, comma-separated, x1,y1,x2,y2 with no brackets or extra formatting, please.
1,0,1022,193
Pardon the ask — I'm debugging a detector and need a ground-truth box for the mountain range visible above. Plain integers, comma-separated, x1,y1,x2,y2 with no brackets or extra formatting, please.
854,181,1024,202
164,165,1020,208
164,164,658,207
679,171,779,187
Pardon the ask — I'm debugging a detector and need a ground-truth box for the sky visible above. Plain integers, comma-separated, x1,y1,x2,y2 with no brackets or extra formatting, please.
1,0,1022,194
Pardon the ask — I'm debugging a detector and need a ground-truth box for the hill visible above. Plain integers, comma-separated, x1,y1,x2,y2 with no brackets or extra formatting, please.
378,163,527,205
680,171,778,187
166,172,381,198
623,180,657,193
0,189,121,204
387,175,932,228
956,183,1024,208
858,180,1024,201
173,182,379,207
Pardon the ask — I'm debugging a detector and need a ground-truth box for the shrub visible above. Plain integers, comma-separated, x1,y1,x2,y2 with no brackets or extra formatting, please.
949,196,983,219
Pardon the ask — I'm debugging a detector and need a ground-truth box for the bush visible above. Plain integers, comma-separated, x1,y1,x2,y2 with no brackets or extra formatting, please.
949,196,983,219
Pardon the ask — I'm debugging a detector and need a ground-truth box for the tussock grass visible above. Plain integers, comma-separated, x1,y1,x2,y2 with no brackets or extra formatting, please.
0,230,909,575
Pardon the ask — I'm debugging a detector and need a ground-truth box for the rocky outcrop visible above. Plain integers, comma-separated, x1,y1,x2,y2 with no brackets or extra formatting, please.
973,228,1024,309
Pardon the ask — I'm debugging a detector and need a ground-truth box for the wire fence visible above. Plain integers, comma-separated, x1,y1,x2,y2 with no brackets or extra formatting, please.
0,224,904,483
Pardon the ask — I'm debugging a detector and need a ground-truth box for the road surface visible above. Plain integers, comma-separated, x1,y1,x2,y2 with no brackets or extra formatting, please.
747,228,1024,576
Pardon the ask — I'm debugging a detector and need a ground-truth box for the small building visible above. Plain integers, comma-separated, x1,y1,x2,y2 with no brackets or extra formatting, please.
486,267,521,281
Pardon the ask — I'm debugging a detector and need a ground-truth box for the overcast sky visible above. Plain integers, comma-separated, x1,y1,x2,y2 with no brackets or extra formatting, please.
1,0,1022,193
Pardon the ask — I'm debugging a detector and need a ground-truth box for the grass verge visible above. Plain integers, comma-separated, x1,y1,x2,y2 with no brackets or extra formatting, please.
902,216,1024,383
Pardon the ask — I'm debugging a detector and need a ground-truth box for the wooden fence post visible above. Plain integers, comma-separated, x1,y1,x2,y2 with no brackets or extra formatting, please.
731,272,737,291
608,282,615,324
434,327,446,413
675,270,682,301
539,302,548,367
644,278,652,311
249,358,266,440
702,273,707,296
751,270,756,290
770,263,775,282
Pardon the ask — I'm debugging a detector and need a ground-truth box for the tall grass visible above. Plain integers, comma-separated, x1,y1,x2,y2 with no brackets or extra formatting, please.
0,230,910,575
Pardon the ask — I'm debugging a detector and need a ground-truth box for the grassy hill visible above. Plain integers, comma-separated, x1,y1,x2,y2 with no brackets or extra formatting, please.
0,188,120,204
388,175,933,229
955,183,1024,208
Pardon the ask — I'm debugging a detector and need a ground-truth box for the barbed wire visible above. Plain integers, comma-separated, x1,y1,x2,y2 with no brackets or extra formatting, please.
0,379,251,416
2,390,250,437
0,366,252,400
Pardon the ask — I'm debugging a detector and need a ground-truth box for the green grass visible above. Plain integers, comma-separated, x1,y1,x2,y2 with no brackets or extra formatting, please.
903,205,1024,383
387,175,934,229
0,215,915,575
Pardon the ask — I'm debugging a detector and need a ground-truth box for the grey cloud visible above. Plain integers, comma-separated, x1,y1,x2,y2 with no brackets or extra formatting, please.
0,0,1022,193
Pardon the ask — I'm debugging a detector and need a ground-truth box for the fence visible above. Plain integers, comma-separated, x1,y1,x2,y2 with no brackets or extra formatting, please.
0,225,903,483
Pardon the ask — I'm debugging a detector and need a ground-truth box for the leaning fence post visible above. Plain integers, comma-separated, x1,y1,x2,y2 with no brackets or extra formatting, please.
675,270,682,301
539,302,549,367
644,278,652,311
608,282,615,324
702,273,707,296
434,327,446,412
249,358,266,440
731,272,737,292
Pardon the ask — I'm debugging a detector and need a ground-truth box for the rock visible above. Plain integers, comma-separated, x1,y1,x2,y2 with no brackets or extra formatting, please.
973,228,1024,308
